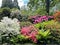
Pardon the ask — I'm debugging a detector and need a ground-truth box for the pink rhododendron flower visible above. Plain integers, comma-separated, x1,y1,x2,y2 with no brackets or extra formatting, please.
21,25,38,43
29,34,37,43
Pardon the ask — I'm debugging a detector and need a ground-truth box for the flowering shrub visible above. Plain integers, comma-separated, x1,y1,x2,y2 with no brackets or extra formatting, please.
0,17,20,35
21,25,38,43
29,15,53,24
0,17,60,44
10,20,60,44
10,10,22,21
53,11,60,22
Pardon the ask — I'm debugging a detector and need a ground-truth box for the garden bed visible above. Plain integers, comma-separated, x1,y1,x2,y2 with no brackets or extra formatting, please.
0,8,60,44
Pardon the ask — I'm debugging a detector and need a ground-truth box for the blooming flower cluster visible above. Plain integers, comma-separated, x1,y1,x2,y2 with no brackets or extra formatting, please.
21,25,38,43
29,15,53,24
10,10,22,21
0,17,20,35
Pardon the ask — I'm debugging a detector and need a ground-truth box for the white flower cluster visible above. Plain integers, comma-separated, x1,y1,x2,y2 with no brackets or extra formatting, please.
0,17,20,35
10,10,21,18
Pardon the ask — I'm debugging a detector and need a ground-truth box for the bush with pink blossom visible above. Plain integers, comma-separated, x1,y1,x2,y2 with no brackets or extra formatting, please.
29,15,54,24
21,25,38,43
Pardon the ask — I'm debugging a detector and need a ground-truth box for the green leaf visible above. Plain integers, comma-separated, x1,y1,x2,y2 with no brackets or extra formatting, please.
34,23,41,28
38,29,51,39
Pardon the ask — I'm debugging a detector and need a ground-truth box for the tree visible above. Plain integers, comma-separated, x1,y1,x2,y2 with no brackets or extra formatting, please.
27,0,39,10
27,0,60,15
12,0,20,9
1,0,13,8
1,0,20,9
27,0,47,15
50,0,60,7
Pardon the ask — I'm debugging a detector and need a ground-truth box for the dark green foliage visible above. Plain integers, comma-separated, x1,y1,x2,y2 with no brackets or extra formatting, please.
20,21,32,28
1,7,11,17
50,29,60,44
21,15,29,21
0,7,11,20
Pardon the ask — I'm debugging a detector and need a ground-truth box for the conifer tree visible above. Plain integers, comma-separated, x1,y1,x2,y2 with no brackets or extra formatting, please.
1,0,13,8
13,0,20,9
1,0,20,9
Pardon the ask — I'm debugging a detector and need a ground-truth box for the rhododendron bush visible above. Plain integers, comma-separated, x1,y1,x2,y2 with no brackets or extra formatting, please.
0,17,20,35
0,17,20,42
29,15,54,24
0,17,21,44
21,25,38,43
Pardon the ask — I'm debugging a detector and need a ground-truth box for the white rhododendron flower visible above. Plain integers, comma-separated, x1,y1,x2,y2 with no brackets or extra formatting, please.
0,17,20,35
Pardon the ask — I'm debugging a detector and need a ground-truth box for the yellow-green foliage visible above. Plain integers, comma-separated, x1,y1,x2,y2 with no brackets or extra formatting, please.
38,29,51,39
34,20,60,29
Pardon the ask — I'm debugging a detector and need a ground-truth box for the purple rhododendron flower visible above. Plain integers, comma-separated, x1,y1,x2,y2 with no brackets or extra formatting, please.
29,15,54,24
